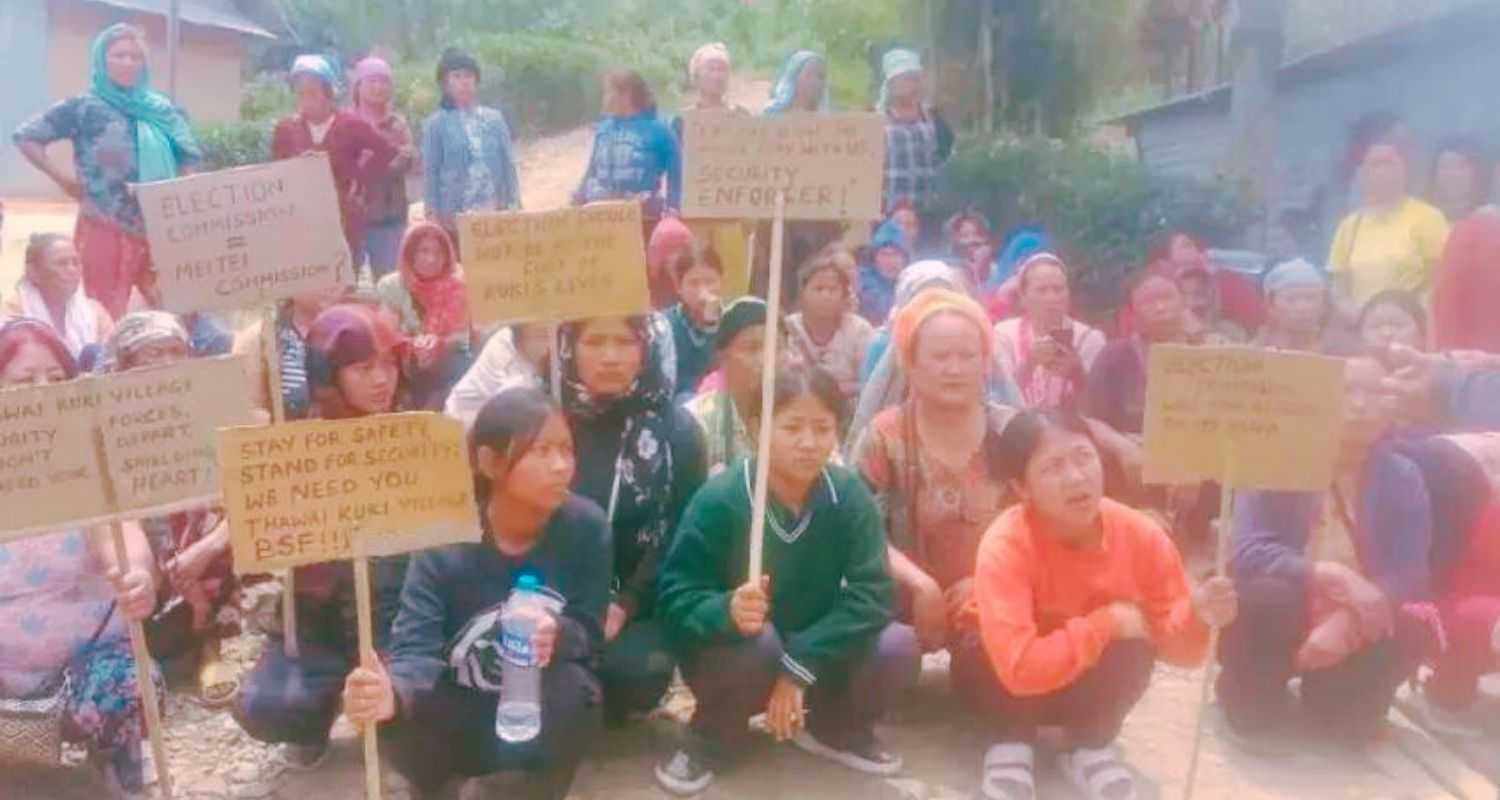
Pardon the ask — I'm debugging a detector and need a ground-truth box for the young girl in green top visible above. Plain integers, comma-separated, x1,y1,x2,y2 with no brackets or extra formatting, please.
655,364,918,796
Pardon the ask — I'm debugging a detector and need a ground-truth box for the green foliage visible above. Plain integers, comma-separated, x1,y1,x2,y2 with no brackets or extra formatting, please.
938,137,1249,316
458,34,616,137
195,122,271,171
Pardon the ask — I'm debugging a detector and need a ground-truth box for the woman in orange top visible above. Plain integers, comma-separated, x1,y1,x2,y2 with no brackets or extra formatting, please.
972,410,1237,800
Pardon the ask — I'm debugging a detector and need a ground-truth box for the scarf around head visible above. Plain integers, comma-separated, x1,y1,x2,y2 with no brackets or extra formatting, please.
97,310,188,373
91,24,201,184
305,304,406,419
0,317,81,378
765,50,830,115
556,316,676,546
877,48,924,114
398,223,469,338
16,278,97,358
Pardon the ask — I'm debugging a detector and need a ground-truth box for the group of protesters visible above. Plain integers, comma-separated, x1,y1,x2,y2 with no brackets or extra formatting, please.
0,21,1497,800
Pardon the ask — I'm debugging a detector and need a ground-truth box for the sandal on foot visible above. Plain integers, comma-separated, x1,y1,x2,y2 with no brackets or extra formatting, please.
1060,746,1139,800
980,742,1036,800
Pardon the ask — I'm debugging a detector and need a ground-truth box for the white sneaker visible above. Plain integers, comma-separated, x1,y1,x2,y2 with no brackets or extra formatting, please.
1412,691,1486,739
1059,746,1139,800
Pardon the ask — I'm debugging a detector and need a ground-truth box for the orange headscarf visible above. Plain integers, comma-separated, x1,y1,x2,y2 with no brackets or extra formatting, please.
398,222,469,338
891,287,994,372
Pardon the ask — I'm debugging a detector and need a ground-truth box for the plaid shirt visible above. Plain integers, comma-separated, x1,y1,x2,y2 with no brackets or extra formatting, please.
883,112,939,213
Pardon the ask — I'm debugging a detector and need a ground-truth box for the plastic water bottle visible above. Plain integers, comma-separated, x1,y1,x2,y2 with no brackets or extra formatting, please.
495,574,547,743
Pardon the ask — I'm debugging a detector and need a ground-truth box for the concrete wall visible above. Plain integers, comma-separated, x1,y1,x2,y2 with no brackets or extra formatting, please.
2,0,249,198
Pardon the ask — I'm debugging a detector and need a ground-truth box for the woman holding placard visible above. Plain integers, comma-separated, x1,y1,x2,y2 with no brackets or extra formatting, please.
233,304,412,768
97,311,242,707
971,409,1236,800
655,364,917,796
1,233,114,361
1217,355,1449,748
13,23,202,317
0,318,162,799
553,315,706,724
342,386,609,800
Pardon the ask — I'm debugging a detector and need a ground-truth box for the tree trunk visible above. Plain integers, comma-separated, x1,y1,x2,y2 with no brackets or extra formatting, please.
981,0,995,135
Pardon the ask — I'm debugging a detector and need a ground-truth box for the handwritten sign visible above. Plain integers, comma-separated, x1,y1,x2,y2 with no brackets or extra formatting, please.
220,413,481,573
459,202,650,326
0,380,113,541
138,154,351,313
1142,346,1345,491
98,356,255,514
681,112,887,221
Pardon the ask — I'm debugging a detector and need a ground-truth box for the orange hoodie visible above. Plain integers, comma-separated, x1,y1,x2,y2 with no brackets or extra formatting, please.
975,498,1209,697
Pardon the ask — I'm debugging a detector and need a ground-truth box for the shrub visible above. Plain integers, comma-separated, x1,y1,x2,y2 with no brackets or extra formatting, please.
937,137,1250,317
195,122,271,170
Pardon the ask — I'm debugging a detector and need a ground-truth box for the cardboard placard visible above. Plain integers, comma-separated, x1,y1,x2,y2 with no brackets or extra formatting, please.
137,154,352,313
0,380,113,541
459,202,650,326
681,112,887,221
0,355,256,542
98,356,256,515
220,413,481,573
1142,345,1345,491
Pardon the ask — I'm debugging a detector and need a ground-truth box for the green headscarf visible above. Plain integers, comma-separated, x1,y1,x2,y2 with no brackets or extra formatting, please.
90,24,201,184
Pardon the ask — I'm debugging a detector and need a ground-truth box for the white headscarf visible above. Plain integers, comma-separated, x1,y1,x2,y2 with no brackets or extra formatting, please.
16,278,97,358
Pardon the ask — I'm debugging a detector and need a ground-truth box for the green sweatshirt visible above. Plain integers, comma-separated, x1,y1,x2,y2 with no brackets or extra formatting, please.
658,461,894,686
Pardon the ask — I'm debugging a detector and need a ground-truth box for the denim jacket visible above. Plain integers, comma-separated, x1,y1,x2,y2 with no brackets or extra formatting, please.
422,106,521,227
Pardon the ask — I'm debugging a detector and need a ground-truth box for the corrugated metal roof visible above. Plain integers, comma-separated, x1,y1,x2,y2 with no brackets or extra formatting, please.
77,0,277,39
1107,0,1500,125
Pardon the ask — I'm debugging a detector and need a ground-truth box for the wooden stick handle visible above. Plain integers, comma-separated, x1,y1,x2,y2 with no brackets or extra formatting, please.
261,304,300,660
109,523,173,799
1181,484,1235,800
353,556,383,800
747,193,786,583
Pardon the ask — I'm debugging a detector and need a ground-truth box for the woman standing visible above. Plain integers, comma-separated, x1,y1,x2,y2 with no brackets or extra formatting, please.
1328,135,1451,306
1428,138,1490,223
375,222,472,410
574,70,682,220
763,50,830,115
656,365,918,795
13,23,202,317
272,55,398,260
555,315,706,722
973,410,1236,800
672,42,749,141
423,48,522,236
852,288,1018,690
0,319,162,799
350,56,419,279
877,49,953,245
2,233,114,359
1435,158,1500,353
233,305,412,768
993,253,1106,411
1218,356,1435,747
98,312,241,706
343,387,609,799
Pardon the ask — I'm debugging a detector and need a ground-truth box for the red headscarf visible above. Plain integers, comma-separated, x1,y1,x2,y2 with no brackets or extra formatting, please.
398,222,469,338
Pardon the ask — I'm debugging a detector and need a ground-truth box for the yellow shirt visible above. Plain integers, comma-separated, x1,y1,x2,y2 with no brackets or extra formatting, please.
1328,197,1450,305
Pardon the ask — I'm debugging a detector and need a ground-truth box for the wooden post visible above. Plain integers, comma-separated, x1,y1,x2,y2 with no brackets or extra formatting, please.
352,556,383,800
747,193,786,583
166,0,181,100
1182,474,1236,800
261,305,300,660
1228,0,1288,247
980,0,995,136
108,524,174,799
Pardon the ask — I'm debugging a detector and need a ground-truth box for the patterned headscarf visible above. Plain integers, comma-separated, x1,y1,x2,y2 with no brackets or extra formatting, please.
556,316,677,548
305,304,406,419
96,310,189,373
397,222,469,338
90,24,201,183
0,317,80,380
877,48,924,114
765,50,830,115
289,54,338,92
